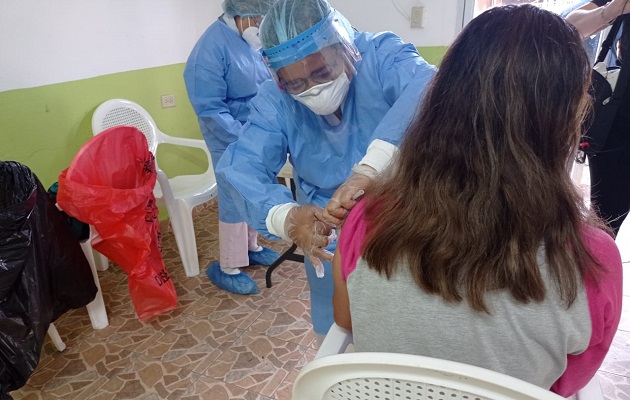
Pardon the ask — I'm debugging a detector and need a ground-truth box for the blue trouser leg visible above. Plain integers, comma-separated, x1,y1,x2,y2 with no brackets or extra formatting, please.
303,242,336,335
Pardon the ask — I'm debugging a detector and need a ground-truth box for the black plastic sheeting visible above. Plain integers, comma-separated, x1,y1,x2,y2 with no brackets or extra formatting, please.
0,161,97,398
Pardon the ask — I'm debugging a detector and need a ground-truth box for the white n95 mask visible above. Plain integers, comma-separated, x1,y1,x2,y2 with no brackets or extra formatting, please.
242,26,262,51
291,72,351,116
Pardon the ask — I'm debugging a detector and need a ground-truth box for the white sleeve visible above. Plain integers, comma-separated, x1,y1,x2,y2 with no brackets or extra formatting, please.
358,139,399,173
265,202,299,241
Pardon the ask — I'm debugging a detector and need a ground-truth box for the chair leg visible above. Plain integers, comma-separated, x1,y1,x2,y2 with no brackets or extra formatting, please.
87,226,109,271
169,202,200,277
47,323,66,352
94,250,109,271
575,375,604,400
79,240,109,330
265,243,304,288
315,323,353,359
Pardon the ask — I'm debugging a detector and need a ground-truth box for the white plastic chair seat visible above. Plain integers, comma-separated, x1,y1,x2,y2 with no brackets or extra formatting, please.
154,174,215,204
303,323,604,400
92,99,218,277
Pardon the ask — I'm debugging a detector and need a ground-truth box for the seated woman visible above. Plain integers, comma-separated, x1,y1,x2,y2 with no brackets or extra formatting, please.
332,4,622,397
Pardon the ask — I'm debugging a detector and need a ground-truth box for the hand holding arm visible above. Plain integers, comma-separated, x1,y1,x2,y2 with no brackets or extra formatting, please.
566,0,630,39
323,139,398,226
283,205,336,276
323,165,376,226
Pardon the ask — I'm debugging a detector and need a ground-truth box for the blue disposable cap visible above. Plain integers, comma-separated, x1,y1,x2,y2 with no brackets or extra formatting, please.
263,12,340,71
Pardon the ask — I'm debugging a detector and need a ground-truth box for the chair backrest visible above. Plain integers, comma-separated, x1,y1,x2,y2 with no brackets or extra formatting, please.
292,352,566,400
92,99,159,153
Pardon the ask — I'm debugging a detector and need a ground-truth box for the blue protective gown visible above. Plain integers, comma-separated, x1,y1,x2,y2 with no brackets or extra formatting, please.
184,17,272,223
216,31,436,333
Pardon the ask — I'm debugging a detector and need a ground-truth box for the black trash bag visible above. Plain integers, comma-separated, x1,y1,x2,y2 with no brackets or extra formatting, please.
0,161,97,398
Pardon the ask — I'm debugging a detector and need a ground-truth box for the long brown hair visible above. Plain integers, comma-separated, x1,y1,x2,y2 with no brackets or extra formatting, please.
361,5,600,312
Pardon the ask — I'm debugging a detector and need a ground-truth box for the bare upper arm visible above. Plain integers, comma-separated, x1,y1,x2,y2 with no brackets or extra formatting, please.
565,0,615,38
581,2,601,11
332,246,353,331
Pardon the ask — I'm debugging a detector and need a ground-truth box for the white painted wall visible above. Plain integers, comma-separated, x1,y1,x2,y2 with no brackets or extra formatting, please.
330,0,465,47
0,0,220,92
0,0,463,92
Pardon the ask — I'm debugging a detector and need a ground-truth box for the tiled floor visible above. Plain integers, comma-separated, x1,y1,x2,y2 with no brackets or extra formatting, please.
8,170,630,399
9,201,317,400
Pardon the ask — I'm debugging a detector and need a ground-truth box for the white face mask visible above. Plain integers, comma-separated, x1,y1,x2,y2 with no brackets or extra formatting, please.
291,72,351,115
242,26,262,51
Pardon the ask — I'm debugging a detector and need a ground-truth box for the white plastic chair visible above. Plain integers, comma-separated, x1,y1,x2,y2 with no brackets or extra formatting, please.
91,99,218,277
46,236,110,353
78,235,109,329
297,323,604,400
46,229,110,352
47,324,66,352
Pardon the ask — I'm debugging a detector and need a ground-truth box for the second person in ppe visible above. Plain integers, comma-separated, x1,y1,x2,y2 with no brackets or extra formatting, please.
184,0,280,295
216,0,436,335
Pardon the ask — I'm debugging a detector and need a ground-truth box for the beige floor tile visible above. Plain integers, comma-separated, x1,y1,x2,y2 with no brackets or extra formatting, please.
136,316,242,375
26,337,133,399
248,297,316,347
202,331,304,397
9,385,60,400
273,348,317,400
88,355,197,400
180,376,273,400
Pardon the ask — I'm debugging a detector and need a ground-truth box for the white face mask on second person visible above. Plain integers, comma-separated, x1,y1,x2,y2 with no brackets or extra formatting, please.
223,15,239,32
242,26,262,51
291,72,351,116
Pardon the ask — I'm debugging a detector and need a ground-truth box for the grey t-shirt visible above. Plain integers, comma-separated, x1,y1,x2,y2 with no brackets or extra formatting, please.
347,248,591,390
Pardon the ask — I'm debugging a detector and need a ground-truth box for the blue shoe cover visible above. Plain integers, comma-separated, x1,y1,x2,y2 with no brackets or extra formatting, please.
206,262,259,295
249,247,281,266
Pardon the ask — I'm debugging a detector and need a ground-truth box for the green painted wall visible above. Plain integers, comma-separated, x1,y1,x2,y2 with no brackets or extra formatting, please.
0,63,207,191
0,46,447,220
417,46,448,66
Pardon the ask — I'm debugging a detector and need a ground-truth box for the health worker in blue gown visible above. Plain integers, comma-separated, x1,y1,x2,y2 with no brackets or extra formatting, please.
216,0,436,334
184,0,280,295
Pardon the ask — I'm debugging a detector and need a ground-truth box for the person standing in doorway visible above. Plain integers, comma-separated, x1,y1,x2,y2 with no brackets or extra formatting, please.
566,0,630,236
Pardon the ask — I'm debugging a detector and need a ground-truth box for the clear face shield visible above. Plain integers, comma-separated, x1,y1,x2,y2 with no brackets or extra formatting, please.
262,10,362,96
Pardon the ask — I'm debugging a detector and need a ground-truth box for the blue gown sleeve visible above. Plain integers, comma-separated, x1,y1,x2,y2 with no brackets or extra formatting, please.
216,82,295,239
368,32,437,146
184,50,242,151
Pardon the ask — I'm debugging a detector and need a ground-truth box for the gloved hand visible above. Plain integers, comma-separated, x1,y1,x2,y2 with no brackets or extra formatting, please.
323,165,377,226
285,204,336,277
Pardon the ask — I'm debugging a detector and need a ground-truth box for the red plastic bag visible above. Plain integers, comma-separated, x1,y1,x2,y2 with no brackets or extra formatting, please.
57,126,177,320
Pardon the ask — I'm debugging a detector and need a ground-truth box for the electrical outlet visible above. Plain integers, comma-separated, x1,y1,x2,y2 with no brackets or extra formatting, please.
161,94,176,108
410,6,424,28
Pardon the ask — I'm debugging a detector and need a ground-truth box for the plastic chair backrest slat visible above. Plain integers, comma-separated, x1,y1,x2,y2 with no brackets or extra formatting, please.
327,377,490,400
99,106,157,153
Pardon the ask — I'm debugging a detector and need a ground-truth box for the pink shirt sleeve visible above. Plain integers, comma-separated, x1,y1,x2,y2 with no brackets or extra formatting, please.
338,200,369,281
551,226,623,397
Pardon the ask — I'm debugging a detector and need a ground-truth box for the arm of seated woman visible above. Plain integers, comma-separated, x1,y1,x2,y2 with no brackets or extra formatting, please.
333,247,353,330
